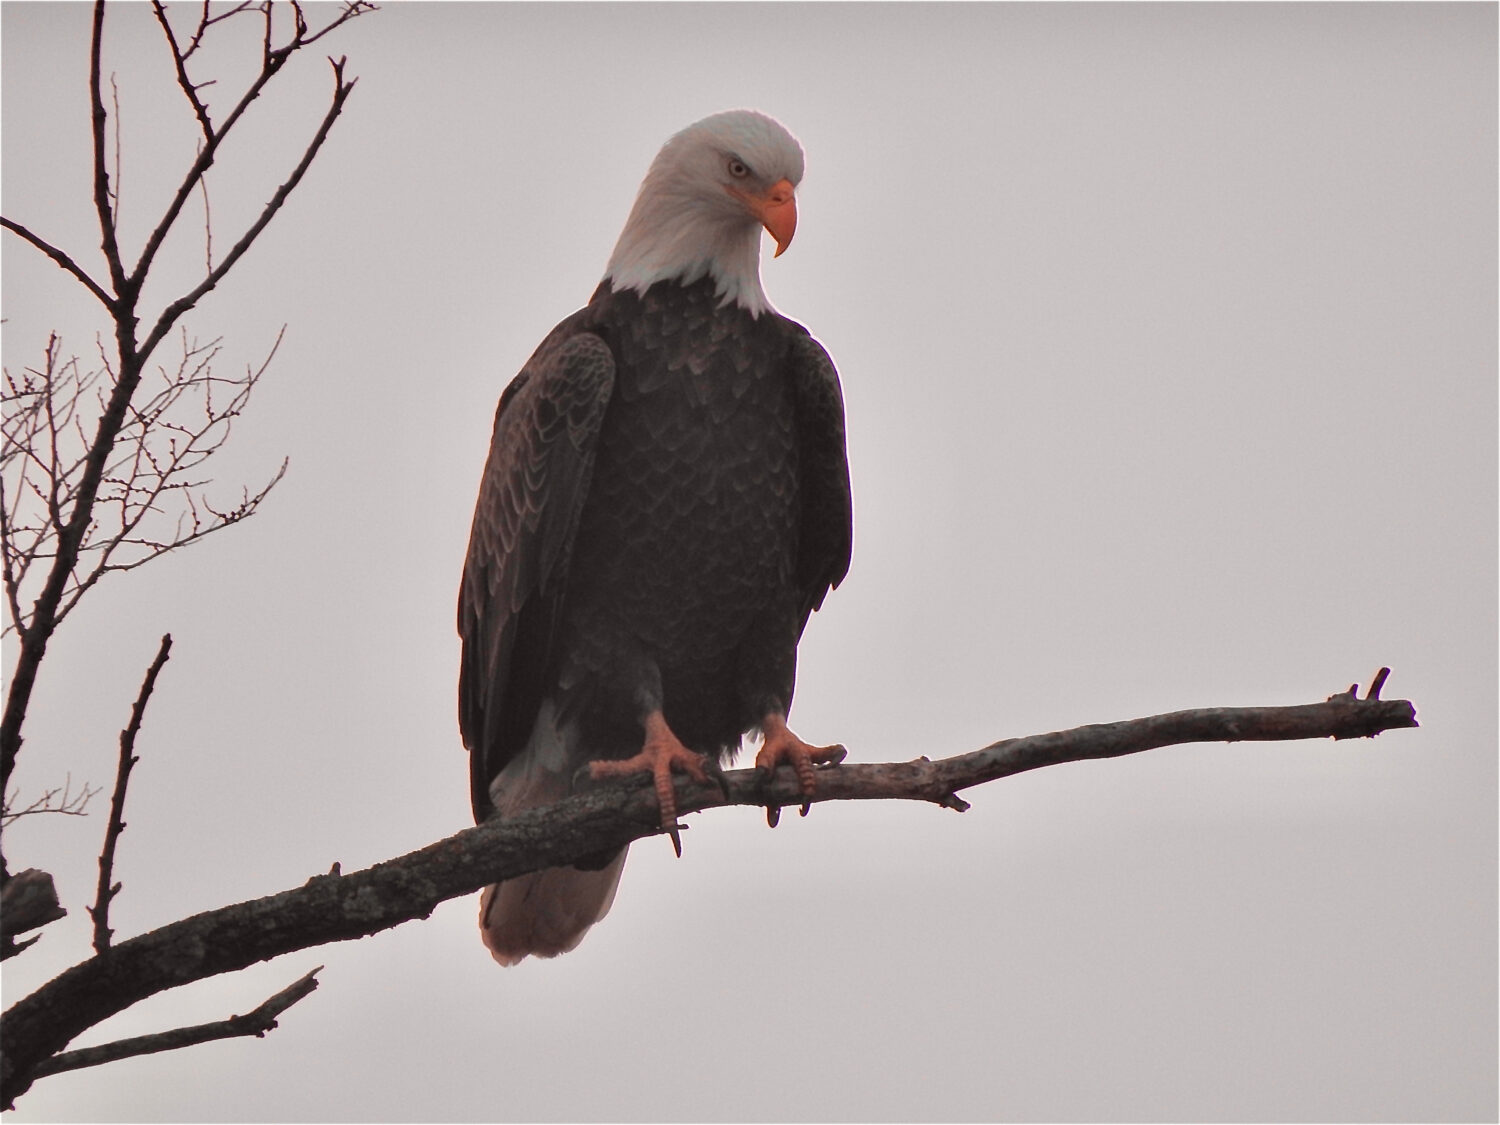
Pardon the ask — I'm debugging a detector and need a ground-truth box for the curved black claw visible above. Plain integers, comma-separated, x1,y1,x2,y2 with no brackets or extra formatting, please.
666,823,686,858
766,804,781,829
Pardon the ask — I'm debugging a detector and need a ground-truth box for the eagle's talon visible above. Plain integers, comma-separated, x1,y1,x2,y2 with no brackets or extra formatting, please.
766,804,781,828
755,713,845,812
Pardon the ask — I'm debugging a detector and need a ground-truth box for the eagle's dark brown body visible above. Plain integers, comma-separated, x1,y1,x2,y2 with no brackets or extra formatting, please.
459,273,851,829
458,109,847,964
556,280,811,768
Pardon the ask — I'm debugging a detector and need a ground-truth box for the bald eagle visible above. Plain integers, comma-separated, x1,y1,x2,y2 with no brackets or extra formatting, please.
459,110,852,965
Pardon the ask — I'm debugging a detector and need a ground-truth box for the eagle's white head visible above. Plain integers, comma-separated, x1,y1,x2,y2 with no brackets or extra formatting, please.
603,110,805,318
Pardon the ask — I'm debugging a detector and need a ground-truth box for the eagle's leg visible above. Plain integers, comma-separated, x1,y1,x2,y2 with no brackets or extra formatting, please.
588,711,710,850
756,710,847,821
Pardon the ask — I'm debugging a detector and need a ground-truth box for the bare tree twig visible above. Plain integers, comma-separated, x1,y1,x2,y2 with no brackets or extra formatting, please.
0,674,1419,1106
3,332,285,643
2,775,100,826
0,220,114,310
89,634,172,954
184,0,258,62
138,57,358,361
30,967,321,1080
198,144,214,273
151,0,214,142
110,74,123,218
130,1,373,313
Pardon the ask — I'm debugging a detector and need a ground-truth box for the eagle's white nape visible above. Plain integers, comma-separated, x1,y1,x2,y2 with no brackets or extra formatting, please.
603,110,806,318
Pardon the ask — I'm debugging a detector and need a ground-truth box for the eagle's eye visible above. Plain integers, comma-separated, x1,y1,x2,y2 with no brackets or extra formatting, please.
727,158,750,179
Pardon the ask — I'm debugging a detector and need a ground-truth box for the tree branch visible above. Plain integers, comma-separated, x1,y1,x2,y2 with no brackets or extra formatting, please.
89,634,172,954
2,775,99,827
0,673,1418,1107
0,219,115,311
128,2,371,311
88,0,128,299
138,57,357,361
30,967,320,1081
151,0,214,143
0,3,365,796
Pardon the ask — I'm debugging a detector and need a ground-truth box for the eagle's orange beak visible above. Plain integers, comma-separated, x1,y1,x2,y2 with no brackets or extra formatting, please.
749,178,797,257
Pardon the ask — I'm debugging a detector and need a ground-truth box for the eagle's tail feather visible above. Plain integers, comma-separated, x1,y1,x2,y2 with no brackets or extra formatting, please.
479,848,628,966
478,699,628,966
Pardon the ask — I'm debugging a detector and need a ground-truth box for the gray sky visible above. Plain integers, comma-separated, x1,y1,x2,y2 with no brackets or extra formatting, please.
2,2,1495,1120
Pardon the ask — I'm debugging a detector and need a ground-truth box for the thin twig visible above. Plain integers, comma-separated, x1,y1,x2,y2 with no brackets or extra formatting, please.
109,74,122,220
2,774,99,825
185,0,257,62
31,967,321,1080
88,634,172,954
152,0,214,142
198,143,213,273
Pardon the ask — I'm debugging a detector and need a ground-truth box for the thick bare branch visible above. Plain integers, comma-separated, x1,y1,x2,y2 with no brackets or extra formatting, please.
31,967,320,1081
0,675,1418,1106
89,634,172,954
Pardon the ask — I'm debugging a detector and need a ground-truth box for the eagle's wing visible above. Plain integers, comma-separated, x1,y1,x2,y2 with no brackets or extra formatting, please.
458,327,616,821
787,330,853,632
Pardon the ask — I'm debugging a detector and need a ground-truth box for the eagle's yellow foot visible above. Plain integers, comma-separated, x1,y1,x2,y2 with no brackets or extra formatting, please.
589,711,709,856
756,711,847,825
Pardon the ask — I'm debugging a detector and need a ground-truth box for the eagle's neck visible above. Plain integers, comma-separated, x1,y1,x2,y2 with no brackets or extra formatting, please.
603,195,771,318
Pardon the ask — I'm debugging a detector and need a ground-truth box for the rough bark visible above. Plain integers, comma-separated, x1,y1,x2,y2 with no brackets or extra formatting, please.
0,680,1417,1106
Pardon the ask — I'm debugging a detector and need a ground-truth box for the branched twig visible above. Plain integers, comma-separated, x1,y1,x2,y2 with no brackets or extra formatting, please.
0,673,1418,1106
131,1,373,327
137,56,359,361
31,967,321,1080
152,0,215,142
2,333,286,641
185,0,258,62
2,775,99,826
89,634,172,954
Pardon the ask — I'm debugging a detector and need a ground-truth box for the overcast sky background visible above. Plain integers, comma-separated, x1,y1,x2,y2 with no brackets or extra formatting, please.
2,2,1495,1121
